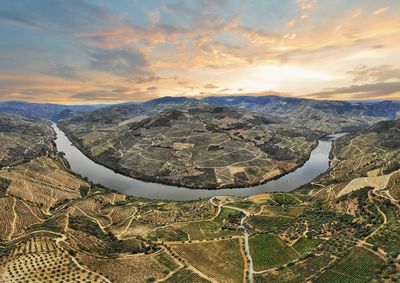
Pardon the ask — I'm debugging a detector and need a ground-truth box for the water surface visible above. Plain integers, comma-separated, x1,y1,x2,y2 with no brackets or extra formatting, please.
53,123,343,200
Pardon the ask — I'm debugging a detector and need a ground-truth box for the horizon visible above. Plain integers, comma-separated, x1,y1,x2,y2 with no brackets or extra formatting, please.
1,0,400,104
1,93,400,106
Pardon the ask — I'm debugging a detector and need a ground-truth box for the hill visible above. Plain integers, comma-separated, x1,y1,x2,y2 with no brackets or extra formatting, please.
0,113,55,167
202,96,400,133
0,101,106,120
0,115,399,282
3,95,400,133
299,118,400,193
59,105,318,189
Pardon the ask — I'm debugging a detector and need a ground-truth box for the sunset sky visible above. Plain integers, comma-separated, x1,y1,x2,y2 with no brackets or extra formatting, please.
1,0,400,104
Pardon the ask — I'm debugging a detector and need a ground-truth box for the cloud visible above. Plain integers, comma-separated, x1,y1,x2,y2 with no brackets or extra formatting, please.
42,63,81,81
371,6,389,16
130,76,161,84
1,0,400,103
348,65,400,83
0,0,116,34
69,89,157,102
297,0,317,10
146,86,157,91
89,49,150,77
204,83,218,89
308,81,400,100
0,10,40,27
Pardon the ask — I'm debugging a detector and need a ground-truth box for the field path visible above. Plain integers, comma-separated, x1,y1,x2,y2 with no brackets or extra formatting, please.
220,202,254,283
364,191,387,241
8,197,17,240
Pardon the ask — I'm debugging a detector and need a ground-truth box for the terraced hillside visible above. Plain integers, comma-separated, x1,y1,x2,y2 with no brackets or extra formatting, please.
59,105,318,189
300,118,400,197
0,111,399,282
0,113,55,167
1,158,399,282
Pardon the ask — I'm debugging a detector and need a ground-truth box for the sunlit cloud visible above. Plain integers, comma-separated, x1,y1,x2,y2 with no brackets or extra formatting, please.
296,0,317,10
371,6,389,16
348,65,400,83
0,0,399,103
306,81,400,100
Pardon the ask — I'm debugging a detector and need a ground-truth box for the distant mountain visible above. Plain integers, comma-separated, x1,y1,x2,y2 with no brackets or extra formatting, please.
0,101,107,120
201,96,400,133
143,96,199,106
2,96,400,134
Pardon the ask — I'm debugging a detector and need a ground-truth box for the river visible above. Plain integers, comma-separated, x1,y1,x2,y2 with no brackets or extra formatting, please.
52,123,344,201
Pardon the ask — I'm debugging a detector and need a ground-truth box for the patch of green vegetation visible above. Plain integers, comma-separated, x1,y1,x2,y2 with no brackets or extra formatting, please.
368,205,400,255
314,247,385,283
285,207,305,217
293,237,323,255
228,201,260,213
261,205,304,217
163,268,210,283
299,209,354,238
0,177,10,196
248,215,294,232
179,220,240,241
27,212,67,234
155,252,178,272
69,216,112,241
214,207,243,223
249,234,298,271
254,254,332,283
0,245,12,259
314,270,356,283
109,238,146,254
147,228,189,242
272,193,300,206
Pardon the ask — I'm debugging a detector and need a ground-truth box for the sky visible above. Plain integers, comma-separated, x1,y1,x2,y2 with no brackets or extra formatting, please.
0,0,400,104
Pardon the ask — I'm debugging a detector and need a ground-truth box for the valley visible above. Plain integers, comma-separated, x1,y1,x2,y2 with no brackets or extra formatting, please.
0,102,399,282
1,1,400,281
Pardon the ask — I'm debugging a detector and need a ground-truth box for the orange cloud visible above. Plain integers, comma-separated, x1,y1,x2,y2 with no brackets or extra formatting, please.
297,0,317,10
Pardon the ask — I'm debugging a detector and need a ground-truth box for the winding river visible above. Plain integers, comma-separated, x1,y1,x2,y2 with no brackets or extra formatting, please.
52,123,344,201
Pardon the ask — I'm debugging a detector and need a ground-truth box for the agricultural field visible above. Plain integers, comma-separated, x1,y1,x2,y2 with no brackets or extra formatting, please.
292,237,324,255
0,197,43,240
249,234,299,271
247,215,295,232
146,207,243,242
0,114,399,282
171,239,244,283
0,156,89,214
76,252,177,283
314,247,385,283
0,237,109,283
226,200,264,214
254,254,334,283
162,268,211,283
271,193,301,206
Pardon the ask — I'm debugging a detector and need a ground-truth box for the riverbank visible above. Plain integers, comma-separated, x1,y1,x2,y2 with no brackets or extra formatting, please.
53,122,342,200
